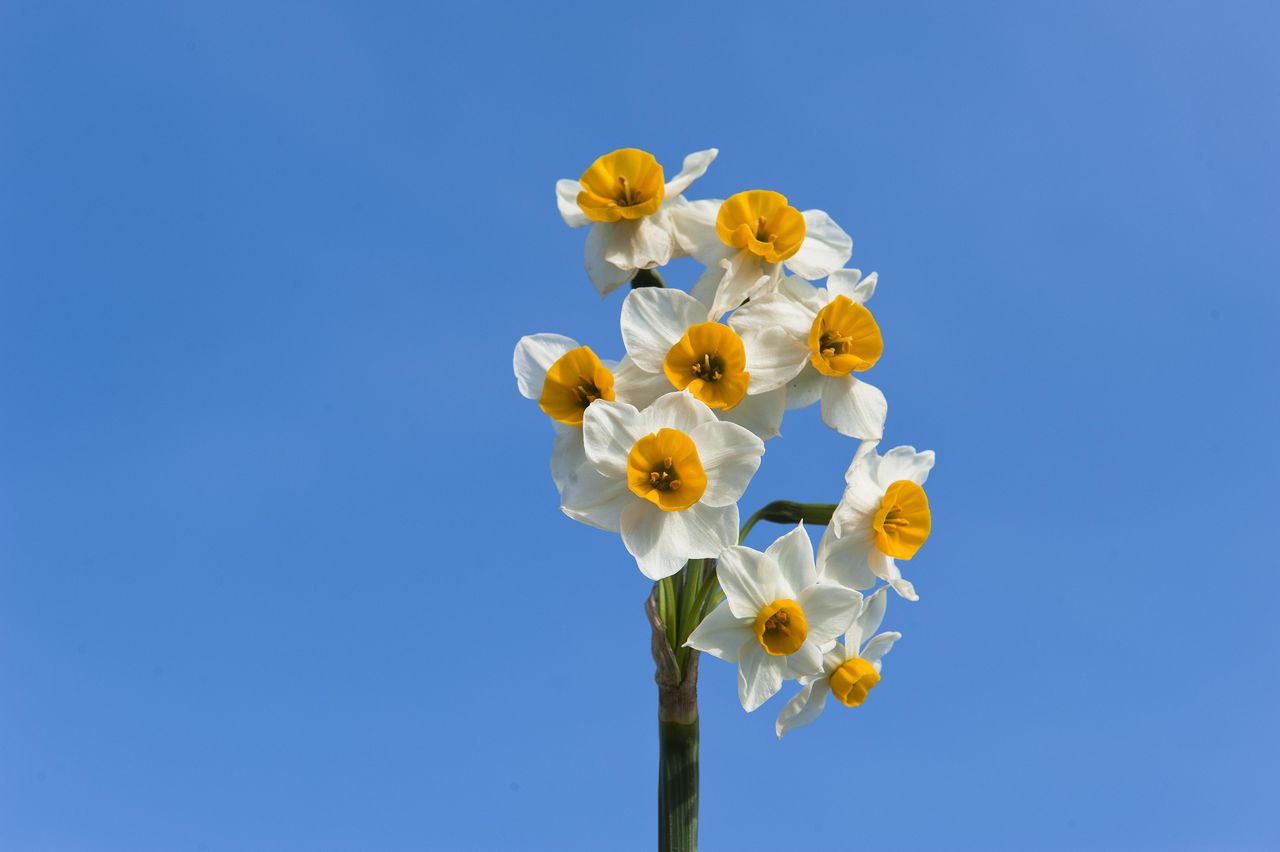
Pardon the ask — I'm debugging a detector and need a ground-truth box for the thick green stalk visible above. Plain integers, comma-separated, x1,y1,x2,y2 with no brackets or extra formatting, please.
648,587,699,852
658,717,699,852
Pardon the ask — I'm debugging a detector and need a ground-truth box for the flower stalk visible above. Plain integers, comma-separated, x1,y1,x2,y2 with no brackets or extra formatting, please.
648,569,701,852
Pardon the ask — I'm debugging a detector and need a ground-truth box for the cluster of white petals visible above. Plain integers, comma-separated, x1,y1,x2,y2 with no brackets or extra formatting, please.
514,147,937,738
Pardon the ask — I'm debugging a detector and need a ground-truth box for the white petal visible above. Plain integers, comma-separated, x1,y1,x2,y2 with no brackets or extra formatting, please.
869,550,918,601
861,631,901,667
785,210,852,280
816,525,878,590
689,263,725,313
708,252,775,320
786,640,824,678
731,292,815,340
715,545,782,619
604,214,674,270
690,420,763,507
559,463,630,531
738,641,786,712
779,275,829,315
718,386,785,441
612,355,674,410
584,223,634,295
876,446,936,487
640,390,717,435
663,148,717,198
847,586,888,652
829,478,881,539
555,178,590,228
765,524,817,596
825,642,849,673
797,584,862,646
581,399,643,479
820,375,887,440
740,326,811,394
513,333,578,399
842,439,883,488
620,288,709,373
684,601,752,663
776,680,829,738
784,365,824,411
668,198,724,261
827,269,877,305
621,501,737,580
550,424,586,493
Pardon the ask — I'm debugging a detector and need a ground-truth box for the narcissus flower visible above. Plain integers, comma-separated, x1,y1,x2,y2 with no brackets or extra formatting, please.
556,148,718,295
818,441,935,601
729,269,887,441
670,190,852,320
561,391,764,579
619,288,807,441
513,333,669,491
775,587,900,738
685,524,863,711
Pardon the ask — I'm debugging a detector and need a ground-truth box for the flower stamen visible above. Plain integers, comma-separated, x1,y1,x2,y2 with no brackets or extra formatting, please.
662,323,749,409
539,347,616,426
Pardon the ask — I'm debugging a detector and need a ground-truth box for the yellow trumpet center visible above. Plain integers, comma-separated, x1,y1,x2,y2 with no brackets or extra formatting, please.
873,480,932,560
715,190,806,263
752,599,808,656
662,322,750,410
807,295,884,377
829,657,880,708
538,346,617,427
626,428,708,512
576,148,666,223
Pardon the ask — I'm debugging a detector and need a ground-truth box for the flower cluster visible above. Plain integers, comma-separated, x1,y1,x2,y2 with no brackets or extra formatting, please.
515,147,936,737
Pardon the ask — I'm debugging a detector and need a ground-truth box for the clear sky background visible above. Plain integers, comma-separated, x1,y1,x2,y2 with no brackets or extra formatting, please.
2,2,1278,850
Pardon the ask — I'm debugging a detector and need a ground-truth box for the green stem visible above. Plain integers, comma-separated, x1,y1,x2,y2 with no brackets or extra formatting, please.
738,508,766,544
658,717,699,852
631,268,666,288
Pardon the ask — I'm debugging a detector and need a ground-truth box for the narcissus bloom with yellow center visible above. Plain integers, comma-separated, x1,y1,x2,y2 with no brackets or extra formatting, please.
715,190,808,264
775,587,901,738
685,524,863,711
669,190,853,320
818,441,935,601
729,269,887,440
575,148,667,222
620,288,810,440
513,333,671,494
556,147,718,296
559,391,764,579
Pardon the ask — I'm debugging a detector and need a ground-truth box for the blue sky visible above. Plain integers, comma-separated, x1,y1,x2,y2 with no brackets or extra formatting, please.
1,2,1277,850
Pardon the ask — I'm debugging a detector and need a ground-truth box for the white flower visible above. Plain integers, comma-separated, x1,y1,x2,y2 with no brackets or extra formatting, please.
775,587,900,738
556,147,718,295
618,288,808,441
669,190,852,320
513,333,669,492
685,524,863,711
818,441,935,601
729,269,887,441
560,391,764,580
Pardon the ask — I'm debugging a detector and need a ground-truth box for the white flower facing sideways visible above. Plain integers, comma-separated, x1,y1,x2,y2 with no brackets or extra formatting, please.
556,147,717,295
819,441,935,601
775,587,900,738
512,333,669,492
618,287,810,441
729,269,887,441
560,390,764,580
670,189,852,320
685,524,863,712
